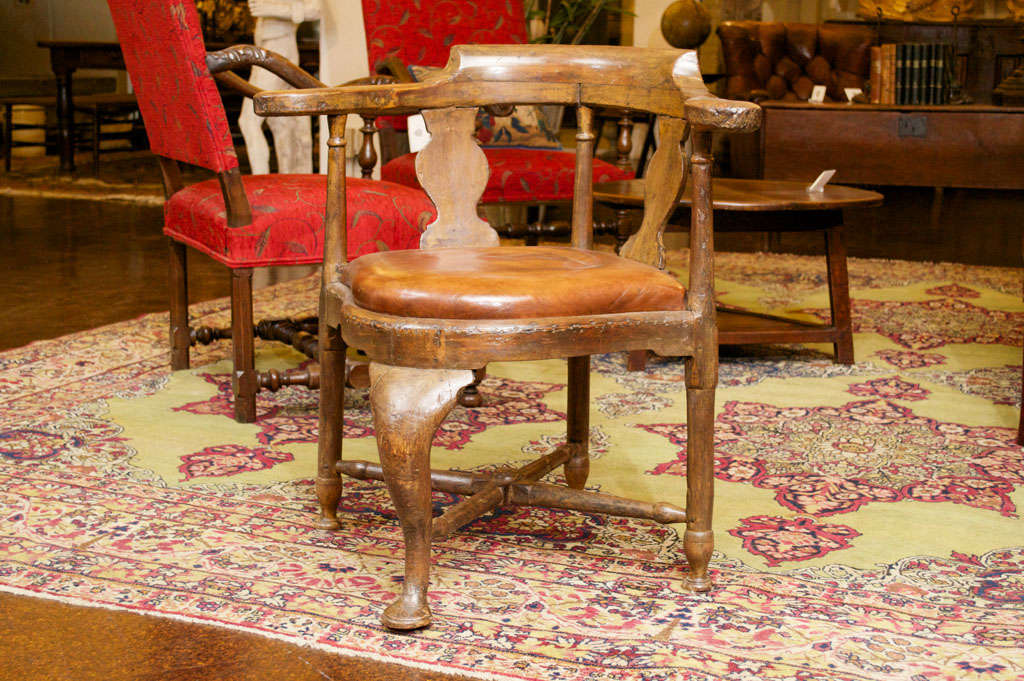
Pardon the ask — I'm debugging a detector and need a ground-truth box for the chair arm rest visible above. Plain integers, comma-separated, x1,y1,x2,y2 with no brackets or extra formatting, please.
684,96,761,133
206,44,324,92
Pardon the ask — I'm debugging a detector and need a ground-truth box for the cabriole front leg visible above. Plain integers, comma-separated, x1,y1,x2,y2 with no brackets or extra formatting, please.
369,363,473,630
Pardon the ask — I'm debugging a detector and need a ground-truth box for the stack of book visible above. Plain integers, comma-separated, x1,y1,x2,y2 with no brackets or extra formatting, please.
870,43,952,105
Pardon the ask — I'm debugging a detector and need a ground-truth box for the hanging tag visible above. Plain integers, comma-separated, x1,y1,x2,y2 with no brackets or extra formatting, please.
407,114,431,153
807,169,836,193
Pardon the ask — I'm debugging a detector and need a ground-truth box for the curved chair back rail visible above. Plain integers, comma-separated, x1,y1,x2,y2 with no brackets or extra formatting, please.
255,44,760,124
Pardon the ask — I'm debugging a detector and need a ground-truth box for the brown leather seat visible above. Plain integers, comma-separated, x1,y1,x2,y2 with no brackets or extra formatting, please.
343,246,688,319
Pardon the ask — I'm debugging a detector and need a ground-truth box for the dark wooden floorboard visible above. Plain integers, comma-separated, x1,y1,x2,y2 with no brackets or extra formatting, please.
0,188,1018,679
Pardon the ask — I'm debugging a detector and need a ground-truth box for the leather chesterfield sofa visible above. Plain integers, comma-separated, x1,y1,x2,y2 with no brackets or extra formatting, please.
717,21,873,103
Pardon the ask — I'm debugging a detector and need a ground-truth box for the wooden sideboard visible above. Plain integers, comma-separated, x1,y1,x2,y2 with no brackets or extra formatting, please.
733,102,1024,190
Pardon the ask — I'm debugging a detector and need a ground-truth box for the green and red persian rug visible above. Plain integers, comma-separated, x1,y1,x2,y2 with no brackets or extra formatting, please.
2,250,1023,680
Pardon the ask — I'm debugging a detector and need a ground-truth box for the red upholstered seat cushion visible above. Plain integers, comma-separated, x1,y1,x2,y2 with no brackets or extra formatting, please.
381,148,634,204
164,175,436,268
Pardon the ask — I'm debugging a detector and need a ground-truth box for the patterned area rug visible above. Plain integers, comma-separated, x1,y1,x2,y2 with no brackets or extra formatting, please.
2,251,1023,680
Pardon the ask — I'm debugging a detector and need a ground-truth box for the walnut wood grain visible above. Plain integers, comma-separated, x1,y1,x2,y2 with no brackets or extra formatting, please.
595,178,883,212
417,108,497,249
619,117,688,270
206,45,324,89
369,364,473,630
254,45,755,130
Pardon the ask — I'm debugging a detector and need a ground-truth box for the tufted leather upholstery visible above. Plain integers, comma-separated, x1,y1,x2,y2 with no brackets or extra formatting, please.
342,246,688,320
718,21,873,103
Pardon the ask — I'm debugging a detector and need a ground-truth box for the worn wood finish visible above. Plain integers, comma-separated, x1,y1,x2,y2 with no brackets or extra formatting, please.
260,45,761,628
168,239,190,371
369,364,473,630
571,106,596,251
417,108,498,249
824,226,854,363
597,178,881,367
254,46,760,129
230,268,257,423
594,178,882,212
619,118,688,270
758,103,1024,190
565,356,590,490
207,45,325,89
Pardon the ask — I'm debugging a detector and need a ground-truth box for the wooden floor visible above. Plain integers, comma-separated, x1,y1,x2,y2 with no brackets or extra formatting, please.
0,187,1019,680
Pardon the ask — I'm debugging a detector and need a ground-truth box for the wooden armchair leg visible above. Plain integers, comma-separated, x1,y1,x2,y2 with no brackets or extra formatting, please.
168,239,190,370
316,319,346,530
370,363,474,630
565,355,590,489
683,385,715,592
230,268,258,423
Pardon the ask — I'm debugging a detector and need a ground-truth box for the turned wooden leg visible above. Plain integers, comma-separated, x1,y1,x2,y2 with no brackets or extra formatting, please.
565,355,590,489
825,223,854,364
168,239,190,370
230,268,257,423
683,385,715,592
683,128,717,592
370,363,473,630
458,367,487,408
316,318,346,530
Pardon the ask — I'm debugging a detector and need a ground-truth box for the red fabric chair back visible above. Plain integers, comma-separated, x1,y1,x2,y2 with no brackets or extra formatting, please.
106,0,238,173
361,0,529,72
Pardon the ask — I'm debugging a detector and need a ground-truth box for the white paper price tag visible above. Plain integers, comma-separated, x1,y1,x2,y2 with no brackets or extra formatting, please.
407,114,431,153
807,169,836,193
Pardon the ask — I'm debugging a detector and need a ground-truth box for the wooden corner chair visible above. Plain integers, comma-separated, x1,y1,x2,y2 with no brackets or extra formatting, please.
256,44,760,629
105,0,436,422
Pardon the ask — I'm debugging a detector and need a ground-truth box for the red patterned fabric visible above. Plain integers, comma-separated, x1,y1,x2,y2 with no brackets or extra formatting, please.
165,175,436,268
106,0,237,172
382,148,634,204
361,0,528,130
361,0,528,72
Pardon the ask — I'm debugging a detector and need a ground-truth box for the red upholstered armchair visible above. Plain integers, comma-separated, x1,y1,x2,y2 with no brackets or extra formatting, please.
718,21,873,103
361,0,634,240
106,0,435,422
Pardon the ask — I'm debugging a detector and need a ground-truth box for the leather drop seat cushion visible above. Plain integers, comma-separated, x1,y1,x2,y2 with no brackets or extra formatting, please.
343,246,687,319
381,148,634,204
718,21,873,102
164,174,436,268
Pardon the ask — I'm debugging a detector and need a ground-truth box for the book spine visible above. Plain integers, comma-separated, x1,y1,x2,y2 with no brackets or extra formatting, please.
895,43,905,105
927,43,936,105
870,46,882,104
940,45,951,104
912,43,922,105
884,43,896,105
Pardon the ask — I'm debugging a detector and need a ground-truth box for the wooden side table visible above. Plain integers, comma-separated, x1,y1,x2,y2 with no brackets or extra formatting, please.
594,178,883,369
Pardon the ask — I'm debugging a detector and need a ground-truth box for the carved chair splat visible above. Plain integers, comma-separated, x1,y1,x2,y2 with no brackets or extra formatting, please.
255,44,761,629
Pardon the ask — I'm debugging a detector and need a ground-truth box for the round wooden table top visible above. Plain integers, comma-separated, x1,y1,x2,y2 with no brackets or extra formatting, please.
594,178,883,211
